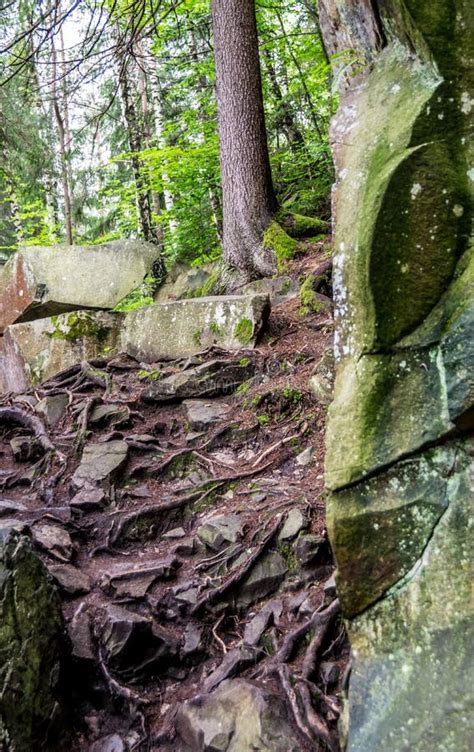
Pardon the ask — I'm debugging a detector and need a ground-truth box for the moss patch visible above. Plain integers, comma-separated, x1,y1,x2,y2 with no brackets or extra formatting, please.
47,312,109,342
278,210,329,238
234,318,254,345
299,275,323,315
263,221,297,271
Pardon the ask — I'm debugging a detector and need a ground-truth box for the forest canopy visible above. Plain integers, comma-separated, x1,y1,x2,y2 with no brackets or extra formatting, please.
0,0,335,272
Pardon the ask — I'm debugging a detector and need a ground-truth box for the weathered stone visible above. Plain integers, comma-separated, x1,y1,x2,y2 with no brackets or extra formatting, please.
89,734,126,752
243,600,282,647
183,399,230,431
203,646,261,692
0,530,64,750
101,558,178,599
237,551,288,608
101,605,178,680
196,514,243,551
309,345,335,404
142,358,255,403
0,498,27,516
1,310,123,392
294,534,325,568
69,603,95,661
321,1,473,748
238,275,299,305
327,444,459,617
35,393,68,427
182,624,204,657
32,523,73,562
175,679,303,752
155,262,215,303
295,446,314,467
278,509,307,541
346,443,472,751
48,563,91,595
0,240,159,332
121,294,270,362
71,440,128,490
70,487,106,513
90,403,130,427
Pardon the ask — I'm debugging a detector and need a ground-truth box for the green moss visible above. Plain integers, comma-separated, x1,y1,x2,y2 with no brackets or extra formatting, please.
281,386,303,403
193,329,203,346
299,275,322,316
137,368,161,381
47,312,109,342
257,414,269,426
234,318,254,345
239,357,251,367
209,321,221,336
263,221,297,271
277,210,329,238
278,542,298,571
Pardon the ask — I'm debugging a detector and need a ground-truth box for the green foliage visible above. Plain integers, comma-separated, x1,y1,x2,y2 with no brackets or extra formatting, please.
47,313,108,342
257,414,269,426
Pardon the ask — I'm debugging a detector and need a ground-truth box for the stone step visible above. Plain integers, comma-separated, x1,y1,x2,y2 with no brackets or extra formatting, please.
121,294,270,362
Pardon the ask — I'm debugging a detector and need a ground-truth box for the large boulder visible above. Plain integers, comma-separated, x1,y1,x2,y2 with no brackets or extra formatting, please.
0,240,159,332
0,528,64,751
320,1,473,750
175,679,303,751
121,294,270,362
0,310,123,391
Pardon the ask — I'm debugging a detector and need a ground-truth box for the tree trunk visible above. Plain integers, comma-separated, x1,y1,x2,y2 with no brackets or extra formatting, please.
51,35,73,245
212,0,278,279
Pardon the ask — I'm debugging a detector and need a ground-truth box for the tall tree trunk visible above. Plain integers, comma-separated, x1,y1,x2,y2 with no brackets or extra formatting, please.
0,115,23,246
117,52,165,278
51,35,73,245
212,0,278,279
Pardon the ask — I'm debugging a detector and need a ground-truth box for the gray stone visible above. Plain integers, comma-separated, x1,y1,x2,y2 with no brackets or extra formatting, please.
71,440,128,490
101,604,178,680
101,558,178,599
1,311,123,392
243,600,282,647
182,624,204,657
35,393,68,427
183,399,230,431
0,498,27,516
175,679,303,752
0,529,64,750
69,603,95,661
90,403,130,426
155,262,215,303
196,514,243,551
0,239,159,332
309,345,335,405
162,526,186,539
32,523,73,562
70,486,106,513
142,358,255,403
89,734,125,752
203,646,261,692
238,275,299,305
121,294,270,362
295,446,314,467
237,551,288,608
278,509,307,541
295,534,325,568
48,563,91,595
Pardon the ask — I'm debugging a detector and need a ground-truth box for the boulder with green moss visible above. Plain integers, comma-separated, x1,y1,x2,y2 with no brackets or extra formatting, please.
0,310,123,392
0,528,65,751
0,240,159,333
321,0,473,749
121,294,270,362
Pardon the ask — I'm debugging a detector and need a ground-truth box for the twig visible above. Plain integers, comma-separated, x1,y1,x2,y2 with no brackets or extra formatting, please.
212,614,227,654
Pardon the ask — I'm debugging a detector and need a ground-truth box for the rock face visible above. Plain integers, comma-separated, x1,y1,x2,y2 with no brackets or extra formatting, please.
121,294,270,362
0,528,64,751
1,310,123,391
321,2,473,750
0,240,159,332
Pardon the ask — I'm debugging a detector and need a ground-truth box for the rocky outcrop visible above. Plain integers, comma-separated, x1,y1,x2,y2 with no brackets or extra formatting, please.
0,528,64,751
0,240,159,332
121,294,270,362
1,310,123,392
321,1,473,750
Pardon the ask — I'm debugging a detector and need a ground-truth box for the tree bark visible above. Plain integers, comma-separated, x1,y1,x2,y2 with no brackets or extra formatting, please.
212,0,278,279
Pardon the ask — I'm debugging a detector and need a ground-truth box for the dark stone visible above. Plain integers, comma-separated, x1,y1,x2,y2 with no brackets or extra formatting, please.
294,534,325,568
101,558,179,599
69,603,95,661
48,563,91,595
32,523,73,562
141,359,255,403
203,646,262,692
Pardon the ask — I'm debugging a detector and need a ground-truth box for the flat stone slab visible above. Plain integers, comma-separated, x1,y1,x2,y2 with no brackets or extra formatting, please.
142,358,255,403
71,440,128,490
121,294,270,362
183,399,230,431
1,310,123,392
0,240,159,332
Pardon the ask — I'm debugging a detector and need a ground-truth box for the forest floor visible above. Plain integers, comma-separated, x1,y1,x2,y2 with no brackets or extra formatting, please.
0,239,349,752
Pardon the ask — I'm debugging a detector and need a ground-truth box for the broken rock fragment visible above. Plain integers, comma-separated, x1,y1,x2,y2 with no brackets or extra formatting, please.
0,240,159,332
142,358,255,403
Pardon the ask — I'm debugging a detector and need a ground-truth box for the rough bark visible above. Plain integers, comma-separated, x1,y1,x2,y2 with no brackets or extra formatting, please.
212,0,278,279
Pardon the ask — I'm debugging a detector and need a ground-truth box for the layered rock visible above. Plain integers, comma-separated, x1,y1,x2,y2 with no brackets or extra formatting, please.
1,310,123,391
0,240,159,332
0,528,64,751
321,1,473,750
121,294,270,362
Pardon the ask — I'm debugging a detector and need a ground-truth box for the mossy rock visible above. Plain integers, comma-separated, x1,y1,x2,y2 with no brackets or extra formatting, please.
262,221,297,271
